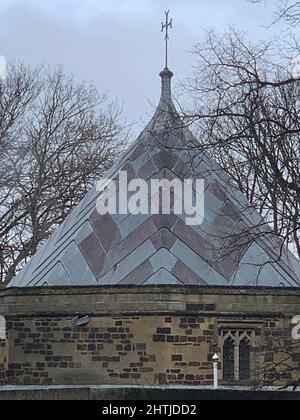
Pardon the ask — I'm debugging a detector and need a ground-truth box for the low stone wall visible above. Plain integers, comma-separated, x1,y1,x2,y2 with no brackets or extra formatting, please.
0,285,299,387
0,385,299,400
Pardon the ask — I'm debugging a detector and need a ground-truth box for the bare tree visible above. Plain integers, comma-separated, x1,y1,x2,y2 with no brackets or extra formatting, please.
0,63,125,284
249,0,300,26
173,3,300,389
252,317,300,390
180,28,300,261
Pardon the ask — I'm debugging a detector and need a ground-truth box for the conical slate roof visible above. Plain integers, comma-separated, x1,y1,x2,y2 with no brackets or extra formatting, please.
9,68,300,288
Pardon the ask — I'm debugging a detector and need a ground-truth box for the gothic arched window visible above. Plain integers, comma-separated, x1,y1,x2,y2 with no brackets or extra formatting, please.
221,330,255,383
223,336,235,381
239,337,251,381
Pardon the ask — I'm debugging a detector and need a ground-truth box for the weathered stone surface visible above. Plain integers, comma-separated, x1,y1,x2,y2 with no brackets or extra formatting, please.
1,286,300,388
0,386,298,401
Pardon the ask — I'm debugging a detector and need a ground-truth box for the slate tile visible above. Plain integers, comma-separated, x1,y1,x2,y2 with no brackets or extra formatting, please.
171,240,227,285
208,181,227,203
152,151,179,171
79,232,107,278
150,249,177,271
62,241,98,285
91,213,122,251
109,218,157,267
173,158,192,179
119,161,137,183
120,260,154,285
231,243,285,286
207,212,237,243
129,143,147,161
138,159,158,179
172,260,208,286
152,214,178,230
41,262,73,286
204,211,238,267
173,219,213,263
152,168,181,182
143,269,181,285
220,200,243,223
150,228,177,250
211,221,251,280
105,240,156,284
120,213,152,238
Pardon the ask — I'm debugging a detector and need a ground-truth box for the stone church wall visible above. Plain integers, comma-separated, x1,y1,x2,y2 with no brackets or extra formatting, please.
0,286,299,387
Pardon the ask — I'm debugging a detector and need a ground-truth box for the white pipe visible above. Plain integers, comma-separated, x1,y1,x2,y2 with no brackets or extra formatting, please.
214,361,219,389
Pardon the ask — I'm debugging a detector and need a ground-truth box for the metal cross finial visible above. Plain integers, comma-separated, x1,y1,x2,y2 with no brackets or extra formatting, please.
161,10,173,69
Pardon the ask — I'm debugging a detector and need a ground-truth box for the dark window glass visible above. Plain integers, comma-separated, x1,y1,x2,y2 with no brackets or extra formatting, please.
223,337,235,381
239,338,251,381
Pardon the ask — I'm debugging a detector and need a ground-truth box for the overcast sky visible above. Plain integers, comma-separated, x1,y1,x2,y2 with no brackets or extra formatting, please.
0,0,280,129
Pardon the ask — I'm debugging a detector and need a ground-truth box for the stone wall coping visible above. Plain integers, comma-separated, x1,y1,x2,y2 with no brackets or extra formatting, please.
0,384,299,400
1,285,299,318
1,284,300,298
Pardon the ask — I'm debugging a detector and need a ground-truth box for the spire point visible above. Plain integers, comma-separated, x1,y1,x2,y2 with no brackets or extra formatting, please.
161,10,173,70
159,12,174,102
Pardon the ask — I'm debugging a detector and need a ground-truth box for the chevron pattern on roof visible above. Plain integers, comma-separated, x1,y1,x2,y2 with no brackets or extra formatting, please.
9,68,300,288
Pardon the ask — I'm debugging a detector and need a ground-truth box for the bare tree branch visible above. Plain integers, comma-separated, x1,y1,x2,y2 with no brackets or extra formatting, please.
0,63,126,284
